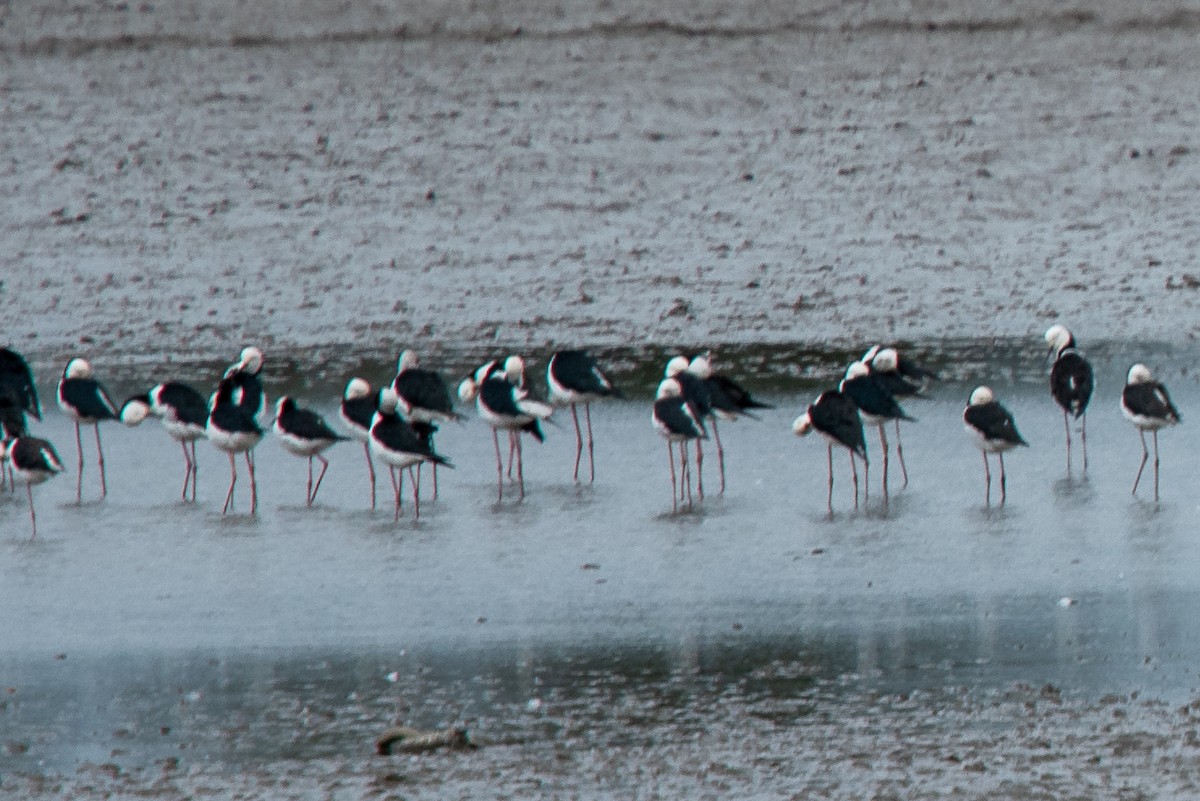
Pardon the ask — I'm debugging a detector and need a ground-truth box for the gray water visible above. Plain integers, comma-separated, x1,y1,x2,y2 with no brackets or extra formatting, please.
3,353,1200,785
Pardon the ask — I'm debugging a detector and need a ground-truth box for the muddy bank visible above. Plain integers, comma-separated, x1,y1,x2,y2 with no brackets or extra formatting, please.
3,644,1200,800
3,2,1200,371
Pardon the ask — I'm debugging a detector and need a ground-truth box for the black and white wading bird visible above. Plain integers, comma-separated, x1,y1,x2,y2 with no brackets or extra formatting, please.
369,388,453,521
273,396,348,506
0,347,41,422
686,352,772,495
207,376,264,515
392,349,460,500
56,358,119,502
473,356,553,502
793,390,868,514
840,360,913,504
1120,364,1180,502
546,349,620,484
864,345,935,487
665,356,713,498
652,377,707,512
963,386,1027,505
223,346,267,420
340,377,382,509
120,381,209,502
1045,324,1094,474
5,436,63,537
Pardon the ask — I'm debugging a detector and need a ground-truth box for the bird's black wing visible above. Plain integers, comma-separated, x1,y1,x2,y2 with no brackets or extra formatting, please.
810,391,867,458
707,374,772,412
394,369,458,417
60,378,119,421
1050,351,1094,418
0,348,41,420
158,382,210,427
1123,382,1181,423
964,401,1026,445
551,350,619,397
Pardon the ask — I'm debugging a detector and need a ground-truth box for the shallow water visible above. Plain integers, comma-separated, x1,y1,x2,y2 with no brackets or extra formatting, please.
3,353,1200,790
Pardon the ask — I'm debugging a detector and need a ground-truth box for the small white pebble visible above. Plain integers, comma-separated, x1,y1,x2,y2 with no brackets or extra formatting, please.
1058,597,1077,608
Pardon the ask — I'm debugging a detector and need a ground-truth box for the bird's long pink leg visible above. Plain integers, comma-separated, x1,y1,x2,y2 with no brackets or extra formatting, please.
247,451,258,515
1132,430,1149,497
982,451,991,505
999,452,1007,504
306,456,314,505
667,440,677,512
1063,410,1072,475
571,404,583,483
1153,430,1161,502
181,441,193,501
363,442,376,510
95,424,107,498
222,452,237,514
310,454,330,505
27,484,37,538
190,441,199,502
585,403,596,483
516,433,526,500
74,422,84,503
1081,413,1089,474
878,423,889,505
826,443,834,515
712,418,725,495
493,428,504,502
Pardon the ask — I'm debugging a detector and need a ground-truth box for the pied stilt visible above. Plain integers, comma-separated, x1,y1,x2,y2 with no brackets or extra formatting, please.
547,349,620,484
392,349,460,500
866,346,933,487
963,386,1027,505
223,346,266,421
56,358,119,502
652,377,707,512
120,381,209,502
369,388,453,521
207,376,264,514
793,390,868,514
840,360,914,504
1121,364,1180,502
6,436,64,538
665,356,713,499
475,356,553,502
1045,324,1095,475
0,348,41,421
273,396,348,506
340,377,382,510
687,352,771,495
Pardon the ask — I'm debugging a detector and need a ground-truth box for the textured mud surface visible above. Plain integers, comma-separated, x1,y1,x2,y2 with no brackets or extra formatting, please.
4,1,1200,372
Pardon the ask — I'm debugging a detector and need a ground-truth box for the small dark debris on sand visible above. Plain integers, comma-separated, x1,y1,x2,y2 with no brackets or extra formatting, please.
375,725,477,755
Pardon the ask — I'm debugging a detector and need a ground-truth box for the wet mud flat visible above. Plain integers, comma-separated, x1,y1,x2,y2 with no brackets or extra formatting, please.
4,1,1200,367
5,643,1200,800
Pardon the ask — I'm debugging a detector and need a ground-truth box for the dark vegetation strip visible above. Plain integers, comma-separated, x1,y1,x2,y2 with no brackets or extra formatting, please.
7,10,1200,58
